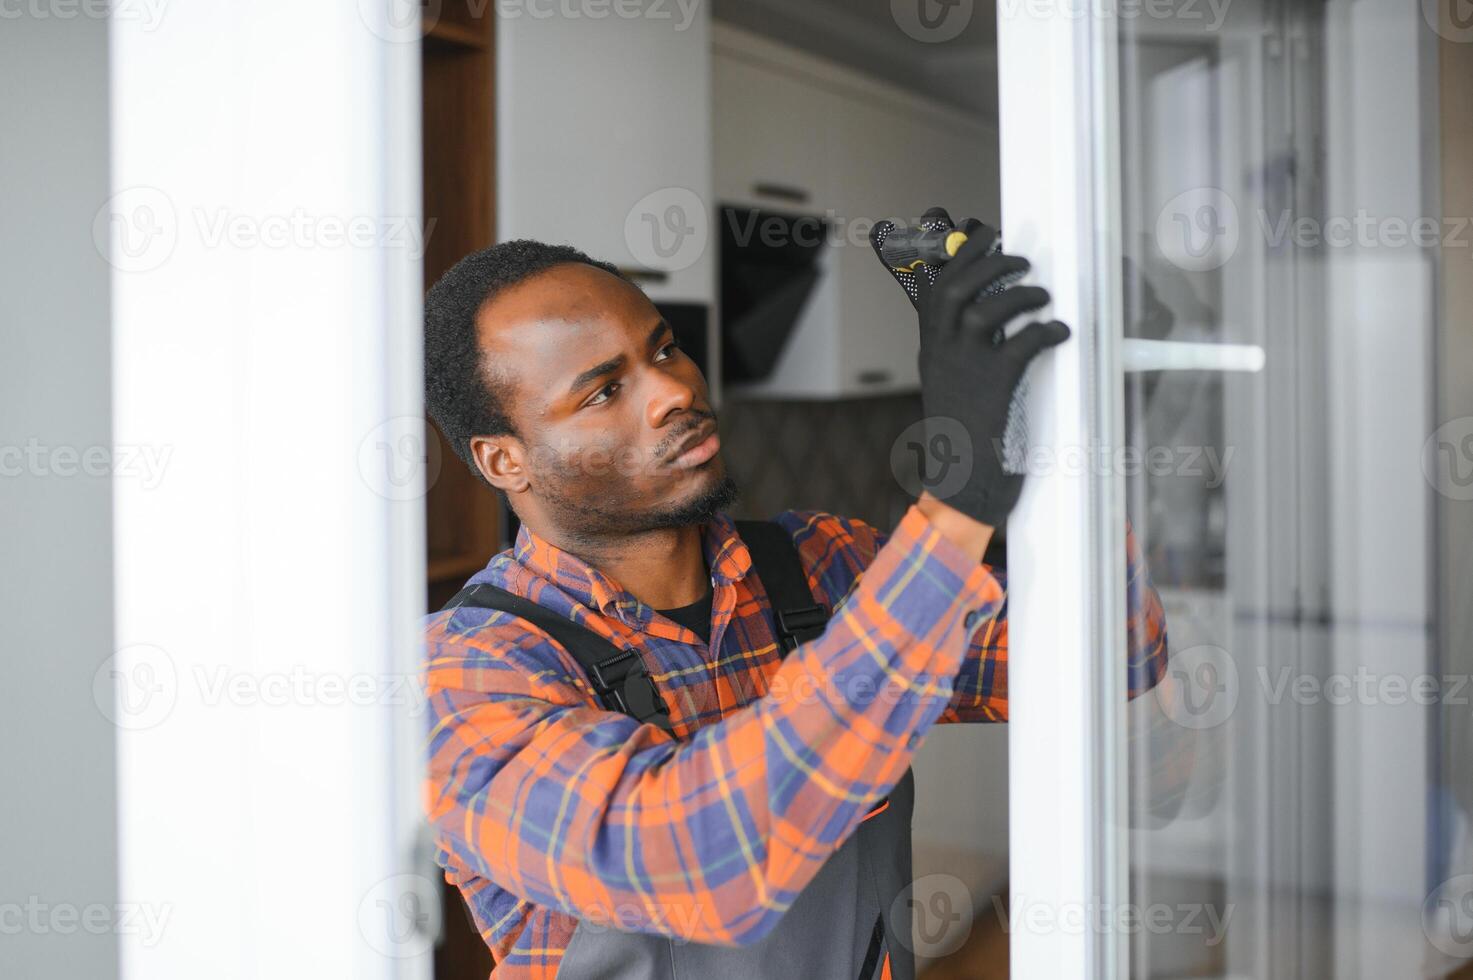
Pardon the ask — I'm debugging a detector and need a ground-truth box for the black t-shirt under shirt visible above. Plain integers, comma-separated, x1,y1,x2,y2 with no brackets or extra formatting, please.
655,555,714,648
655,584,713,644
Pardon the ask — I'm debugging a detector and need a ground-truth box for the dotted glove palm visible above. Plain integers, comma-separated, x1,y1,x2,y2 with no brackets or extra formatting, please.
871,206,1070,526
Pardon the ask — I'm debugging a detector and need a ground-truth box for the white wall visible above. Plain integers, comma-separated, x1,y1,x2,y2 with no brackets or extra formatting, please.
0,12,121,980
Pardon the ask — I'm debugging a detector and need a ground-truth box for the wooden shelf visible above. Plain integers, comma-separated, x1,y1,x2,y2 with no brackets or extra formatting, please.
422,0,499,616
423,6,502,976
425,18,489,50
428,551,492,584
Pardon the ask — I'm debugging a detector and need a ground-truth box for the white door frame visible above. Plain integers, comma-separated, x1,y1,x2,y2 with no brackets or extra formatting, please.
108,4,432,978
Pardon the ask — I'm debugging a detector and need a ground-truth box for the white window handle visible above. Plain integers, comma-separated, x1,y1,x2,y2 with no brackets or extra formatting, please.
1121,338,1266,373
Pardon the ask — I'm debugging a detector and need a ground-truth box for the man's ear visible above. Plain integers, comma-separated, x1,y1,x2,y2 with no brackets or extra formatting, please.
469,434,529,495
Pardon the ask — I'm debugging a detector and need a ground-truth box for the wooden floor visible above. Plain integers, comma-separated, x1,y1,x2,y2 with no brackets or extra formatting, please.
919,888,1473,980
919,893,1009,980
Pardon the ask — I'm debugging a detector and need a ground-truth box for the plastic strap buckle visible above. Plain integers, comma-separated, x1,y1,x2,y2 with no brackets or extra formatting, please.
587,649,673,731
775,604,828,652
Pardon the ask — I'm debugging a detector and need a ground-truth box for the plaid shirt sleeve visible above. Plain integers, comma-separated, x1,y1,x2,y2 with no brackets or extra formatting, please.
805,515,1170,724
422,502,1004,948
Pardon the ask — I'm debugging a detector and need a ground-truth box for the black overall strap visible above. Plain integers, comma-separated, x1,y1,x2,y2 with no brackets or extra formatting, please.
737,520,892,837
734,519,829,655
442,583,675,732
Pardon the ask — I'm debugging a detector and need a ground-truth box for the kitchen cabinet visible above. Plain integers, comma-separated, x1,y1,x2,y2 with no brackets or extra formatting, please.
713,24,998,399
497,5,714,307
713,51,837,212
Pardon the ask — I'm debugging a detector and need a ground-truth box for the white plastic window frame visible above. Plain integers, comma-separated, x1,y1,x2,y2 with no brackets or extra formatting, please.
109,4,431,978
998,5,1129,978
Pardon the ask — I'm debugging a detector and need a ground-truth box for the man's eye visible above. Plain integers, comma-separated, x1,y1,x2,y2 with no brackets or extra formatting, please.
656,339,680,361
586,382,619,407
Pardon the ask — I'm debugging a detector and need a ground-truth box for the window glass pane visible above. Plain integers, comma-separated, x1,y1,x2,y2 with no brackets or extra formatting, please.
1113,3,1466,977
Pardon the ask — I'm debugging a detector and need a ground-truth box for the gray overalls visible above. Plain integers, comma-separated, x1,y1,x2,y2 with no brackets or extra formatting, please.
443,520,916,980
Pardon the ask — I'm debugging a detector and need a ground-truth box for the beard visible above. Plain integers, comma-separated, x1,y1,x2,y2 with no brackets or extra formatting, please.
638,471,741,530
536,469,741,539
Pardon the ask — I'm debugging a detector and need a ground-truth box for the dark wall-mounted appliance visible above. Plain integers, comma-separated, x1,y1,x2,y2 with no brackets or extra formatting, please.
718,205,829,384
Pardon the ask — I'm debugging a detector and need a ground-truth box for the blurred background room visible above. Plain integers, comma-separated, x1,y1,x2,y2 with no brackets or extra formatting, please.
4,1,1472,978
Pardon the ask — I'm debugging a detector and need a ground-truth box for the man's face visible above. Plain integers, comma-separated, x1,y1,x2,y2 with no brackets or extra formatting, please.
471,262,736,537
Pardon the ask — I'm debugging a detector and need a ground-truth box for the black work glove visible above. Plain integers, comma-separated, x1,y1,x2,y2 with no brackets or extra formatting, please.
871,206,1070,526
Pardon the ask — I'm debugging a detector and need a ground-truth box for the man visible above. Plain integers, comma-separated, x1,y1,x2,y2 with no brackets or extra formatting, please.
421,212,1169,979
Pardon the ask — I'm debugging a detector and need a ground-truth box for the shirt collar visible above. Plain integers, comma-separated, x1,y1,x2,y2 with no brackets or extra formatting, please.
512,511,754,623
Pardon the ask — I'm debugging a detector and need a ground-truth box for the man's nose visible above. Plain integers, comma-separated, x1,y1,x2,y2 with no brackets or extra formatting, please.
645,369,698,429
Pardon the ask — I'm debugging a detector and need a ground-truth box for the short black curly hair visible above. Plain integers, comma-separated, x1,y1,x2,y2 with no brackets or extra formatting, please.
423,239,630,486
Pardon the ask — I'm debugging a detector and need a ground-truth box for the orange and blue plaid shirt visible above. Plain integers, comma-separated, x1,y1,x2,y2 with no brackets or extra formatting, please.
422,502,1168,978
